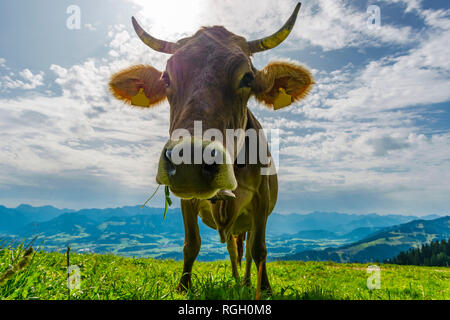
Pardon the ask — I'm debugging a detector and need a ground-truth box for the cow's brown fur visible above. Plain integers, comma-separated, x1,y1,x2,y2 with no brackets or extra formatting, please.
235,232,246,267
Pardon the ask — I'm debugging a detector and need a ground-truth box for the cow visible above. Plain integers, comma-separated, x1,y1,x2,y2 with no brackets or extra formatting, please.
109,2,313,298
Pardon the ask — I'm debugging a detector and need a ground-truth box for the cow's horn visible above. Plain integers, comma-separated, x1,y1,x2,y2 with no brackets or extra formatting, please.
247,2,301,53
132,17,180,54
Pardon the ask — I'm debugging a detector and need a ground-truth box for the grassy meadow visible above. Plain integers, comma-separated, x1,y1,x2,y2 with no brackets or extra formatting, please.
0,245,448,300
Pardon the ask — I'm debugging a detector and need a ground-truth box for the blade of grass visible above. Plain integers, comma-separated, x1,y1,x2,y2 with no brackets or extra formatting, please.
66,246,70,300
163,186,172,220
141,184,161,208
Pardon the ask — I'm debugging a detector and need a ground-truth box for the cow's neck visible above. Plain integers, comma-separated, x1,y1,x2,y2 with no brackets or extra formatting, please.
234,107,267,166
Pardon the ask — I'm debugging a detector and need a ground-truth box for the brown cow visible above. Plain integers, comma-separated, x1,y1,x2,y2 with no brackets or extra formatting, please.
109,2,313,298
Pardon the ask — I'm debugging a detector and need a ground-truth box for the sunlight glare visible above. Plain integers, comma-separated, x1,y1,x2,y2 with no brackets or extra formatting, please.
132,0,204,39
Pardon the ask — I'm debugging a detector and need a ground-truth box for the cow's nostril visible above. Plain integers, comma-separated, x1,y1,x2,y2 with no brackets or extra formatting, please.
165,149,172,162
168,167,176,176
211,148,220,160
202,162,218,176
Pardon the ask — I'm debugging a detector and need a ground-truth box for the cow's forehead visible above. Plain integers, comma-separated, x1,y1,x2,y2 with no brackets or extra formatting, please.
166,26,251,73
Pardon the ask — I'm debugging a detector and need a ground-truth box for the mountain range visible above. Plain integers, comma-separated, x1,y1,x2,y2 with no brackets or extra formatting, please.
0,204,447,262
283,216,450,263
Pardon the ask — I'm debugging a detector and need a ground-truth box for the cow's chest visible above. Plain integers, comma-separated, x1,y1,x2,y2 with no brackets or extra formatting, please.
197,188,254,241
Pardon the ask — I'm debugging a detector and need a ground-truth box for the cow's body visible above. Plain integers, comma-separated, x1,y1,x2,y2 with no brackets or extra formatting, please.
179,108,277,290
109,3,313,298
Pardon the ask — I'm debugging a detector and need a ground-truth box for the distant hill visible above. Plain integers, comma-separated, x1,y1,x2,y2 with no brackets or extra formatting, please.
2,206,220,260
1,204,441,235
0,205,73,233
283,216,450,263
265,211,437,235
17,209,217,238
277,227,384,242
387,239,450,266
279,229,339,240
0,204,446,261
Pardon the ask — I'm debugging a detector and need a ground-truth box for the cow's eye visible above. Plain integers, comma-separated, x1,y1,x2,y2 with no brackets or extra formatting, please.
239,72,254,88
162,72,171,87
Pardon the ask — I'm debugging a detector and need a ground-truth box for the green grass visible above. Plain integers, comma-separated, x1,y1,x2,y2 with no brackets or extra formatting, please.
0,246,448,300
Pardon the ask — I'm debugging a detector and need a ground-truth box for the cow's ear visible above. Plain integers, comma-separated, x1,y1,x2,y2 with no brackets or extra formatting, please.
253,61,313,110
109,65,167,108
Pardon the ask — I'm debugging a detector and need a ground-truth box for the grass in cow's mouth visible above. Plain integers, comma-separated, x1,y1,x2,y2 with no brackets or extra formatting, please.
141,184,161,208
141,185,172,220
163,186,172,220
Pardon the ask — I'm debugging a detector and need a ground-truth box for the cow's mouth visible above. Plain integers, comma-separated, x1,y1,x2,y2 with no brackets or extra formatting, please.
167,185,220,200
165,185,236,201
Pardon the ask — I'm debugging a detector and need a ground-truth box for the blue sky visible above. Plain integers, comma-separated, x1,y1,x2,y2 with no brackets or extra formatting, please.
0,0,449,216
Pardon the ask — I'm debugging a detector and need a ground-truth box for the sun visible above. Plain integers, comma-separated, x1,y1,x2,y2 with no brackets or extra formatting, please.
132,0,204,40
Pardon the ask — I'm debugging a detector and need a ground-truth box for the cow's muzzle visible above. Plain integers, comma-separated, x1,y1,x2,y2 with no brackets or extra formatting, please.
156,138,237,199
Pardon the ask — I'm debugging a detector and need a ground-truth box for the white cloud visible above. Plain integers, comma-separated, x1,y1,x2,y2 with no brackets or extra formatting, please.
0,68,44,91
50,60,110,105
19,69,45,89
303,7,450,121
0,95,168,192
270,114,450,214
293,0,416,50
379,0,422,13
0,25,172,207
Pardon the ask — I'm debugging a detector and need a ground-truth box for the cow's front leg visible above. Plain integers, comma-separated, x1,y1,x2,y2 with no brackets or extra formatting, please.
250,188,272,298
226,234,240,280
242,231,252,287
177,200,201,292
250,220,271,298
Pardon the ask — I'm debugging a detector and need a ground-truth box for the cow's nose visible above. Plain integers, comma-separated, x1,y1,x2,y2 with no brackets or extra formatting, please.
162,145,220,177
156,139,237,199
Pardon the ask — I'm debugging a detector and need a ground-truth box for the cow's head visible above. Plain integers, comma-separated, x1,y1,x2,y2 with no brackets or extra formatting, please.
109,3,313,200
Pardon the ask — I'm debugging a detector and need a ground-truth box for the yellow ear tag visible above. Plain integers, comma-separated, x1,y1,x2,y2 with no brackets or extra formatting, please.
273,88,292,110
131,88,150,107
